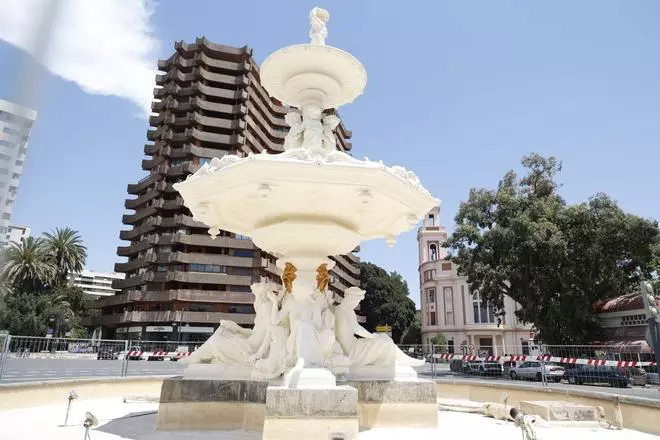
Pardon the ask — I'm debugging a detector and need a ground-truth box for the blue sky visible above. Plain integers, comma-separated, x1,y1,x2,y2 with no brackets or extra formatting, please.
1,1,659,307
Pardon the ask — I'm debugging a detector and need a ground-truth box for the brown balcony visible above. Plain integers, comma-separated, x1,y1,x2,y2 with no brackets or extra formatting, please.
159,251,255,267
144,144,160,155
95,289,254,308
121,207,158,225
127,174,162,195
118,221,156,241
149,270,253,286
190,97,247,116
167,162,198,177
199,52,249,74
197,66,248,87
332,254,361,278
117,240,153,257
90,310,254,327
141,156,166,171
162,196,184,210
114,254,155,273
329,263,360,288
112,273,146,289
124,189,159,209
171,233,255,250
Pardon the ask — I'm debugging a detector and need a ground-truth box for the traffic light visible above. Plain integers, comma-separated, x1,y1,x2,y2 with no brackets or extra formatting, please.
640,281,658,320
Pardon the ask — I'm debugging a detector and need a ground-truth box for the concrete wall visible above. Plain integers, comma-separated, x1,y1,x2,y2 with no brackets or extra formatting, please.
0,376,166,410
436,378,660,436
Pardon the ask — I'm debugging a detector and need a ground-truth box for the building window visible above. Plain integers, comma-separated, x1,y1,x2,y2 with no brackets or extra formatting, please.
429,244,438,261
472,292,496,324
228,305,254,314
443,286,454,325
188,264,227,273
427,288,435,304
190,303,214,312
430,312,436,326
521,341,530,355
234,249,254,258
423,269,435,282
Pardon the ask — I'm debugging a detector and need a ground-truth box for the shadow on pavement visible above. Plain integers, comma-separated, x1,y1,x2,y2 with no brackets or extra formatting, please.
95,411,157,438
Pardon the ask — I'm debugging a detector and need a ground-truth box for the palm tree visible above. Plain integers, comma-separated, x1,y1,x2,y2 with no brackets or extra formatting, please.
43,227,87,285
0,237,54,291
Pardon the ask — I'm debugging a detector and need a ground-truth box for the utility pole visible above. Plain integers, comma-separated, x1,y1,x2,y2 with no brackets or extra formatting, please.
640,282,660,363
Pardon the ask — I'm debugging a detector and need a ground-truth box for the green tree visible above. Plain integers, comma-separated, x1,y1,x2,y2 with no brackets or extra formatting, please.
0,227,89,336
0,289,46,336
67,327,89,339
43,227,87,285
358,261,416,343
446,154,659,345
400,311,422,345
0,237,53,291
431,333,447,346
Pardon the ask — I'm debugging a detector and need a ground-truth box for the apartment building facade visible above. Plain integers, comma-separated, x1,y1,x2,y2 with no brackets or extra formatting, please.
0,99,37,248
418,206,531,356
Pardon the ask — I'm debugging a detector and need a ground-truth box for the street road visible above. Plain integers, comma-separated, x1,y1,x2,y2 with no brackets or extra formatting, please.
0,358,185,383
1,358,659,400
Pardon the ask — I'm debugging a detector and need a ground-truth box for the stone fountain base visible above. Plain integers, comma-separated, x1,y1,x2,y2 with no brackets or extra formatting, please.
156,376,437,437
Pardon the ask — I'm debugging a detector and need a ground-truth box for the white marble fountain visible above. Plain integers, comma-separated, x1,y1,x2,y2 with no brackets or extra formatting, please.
160,7,440,439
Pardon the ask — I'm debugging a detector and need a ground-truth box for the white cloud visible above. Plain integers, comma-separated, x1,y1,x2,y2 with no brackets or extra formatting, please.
0,0,160,116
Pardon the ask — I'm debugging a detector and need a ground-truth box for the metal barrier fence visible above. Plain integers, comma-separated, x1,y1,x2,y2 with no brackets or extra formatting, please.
0,336,657,389
399,344,658,388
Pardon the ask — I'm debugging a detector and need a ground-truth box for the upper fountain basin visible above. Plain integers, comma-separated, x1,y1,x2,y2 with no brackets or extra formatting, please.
260,44,367,110
173,150,439,257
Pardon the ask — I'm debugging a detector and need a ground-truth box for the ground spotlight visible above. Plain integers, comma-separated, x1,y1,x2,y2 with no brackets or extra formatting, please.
63,389,79,426
83,411,98,440
510,407,537,440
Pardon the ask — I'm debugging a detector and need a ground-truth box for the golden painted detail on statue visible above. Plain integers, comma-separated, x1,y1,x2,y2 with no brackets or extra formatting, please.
282,262,297,294
316,263,329,293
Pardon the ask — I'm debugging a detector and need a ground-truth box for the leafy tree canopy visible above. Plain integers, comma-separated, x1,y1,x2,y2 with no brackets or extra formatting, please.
400,310,422,345
359,261,417,343
0,227,90,337
446,154,659,345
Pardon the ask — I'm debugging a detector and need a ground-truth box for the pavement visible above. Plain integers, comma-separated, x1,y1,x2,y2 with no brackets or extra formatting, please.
1,397,657,440
1,358,659,400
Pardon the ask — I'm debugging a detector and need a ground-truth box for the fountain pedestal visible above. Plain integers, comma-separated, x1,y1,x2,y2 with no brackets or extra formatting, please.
263,385,359,440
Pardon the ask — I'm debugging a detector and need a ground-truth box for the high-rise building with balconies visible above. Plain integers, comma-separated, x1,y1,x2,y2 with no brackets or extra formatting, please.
96,38,360,343
0,99,37,248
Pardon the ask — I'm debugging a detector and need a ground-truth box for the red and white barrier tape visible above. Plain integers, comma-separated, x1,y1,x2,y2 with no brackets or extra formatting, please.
432,353,656,368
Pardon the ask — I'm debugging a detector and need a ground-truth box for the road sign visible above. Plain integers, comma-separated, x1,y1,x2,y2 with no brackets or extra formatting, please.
375,325,392,333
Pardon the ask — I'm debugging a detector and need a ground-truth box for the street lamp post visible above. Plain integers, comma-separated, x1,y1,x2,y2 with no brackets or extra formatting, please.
640,282,660,364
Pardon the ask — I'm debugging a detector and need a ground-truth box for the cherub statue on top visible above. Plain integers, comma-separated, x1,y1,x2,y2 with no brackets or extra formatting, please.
309,7,330,45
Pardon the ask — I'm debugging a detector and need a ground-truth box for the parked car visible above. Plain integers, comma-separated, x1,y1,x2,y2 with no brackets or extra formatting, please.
510,361,565,382
564,365,632,388
467,360,503,376
96,348,118,360
628,367,647,386
449,359,470,373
